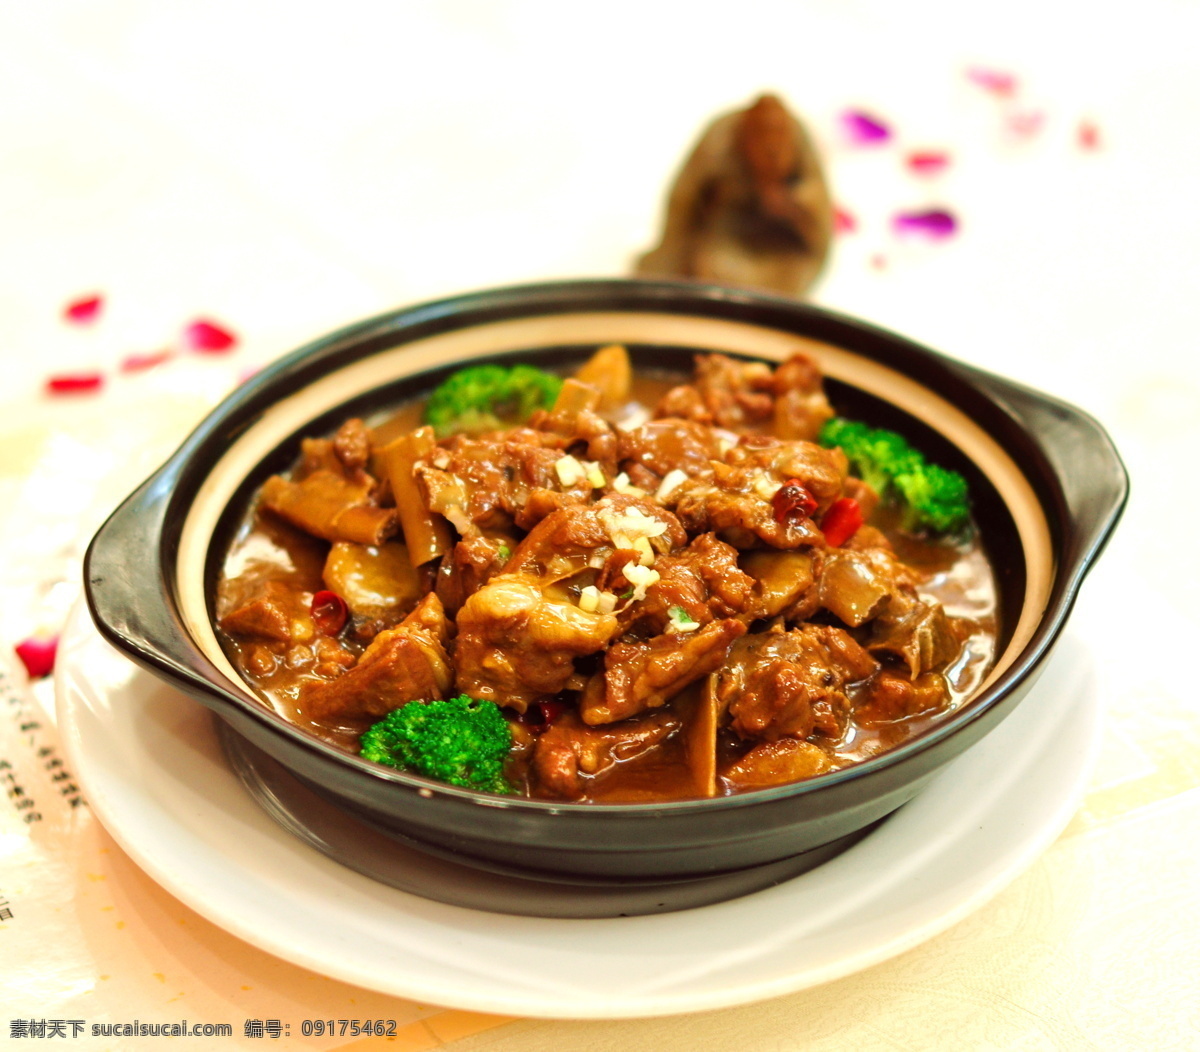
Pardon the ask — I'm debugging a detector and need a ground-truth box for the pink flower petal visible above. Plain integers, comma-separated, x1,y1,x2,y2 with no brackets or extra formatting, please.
892,209,958,239
120,349,174,373
15,636,58,678
46,372,105,395
183,318,238,353
840,109,892,145
834,206,858,234
63,294,103,325
906,150,951,176
966,66,1018,97
1078,119,1101,150
1006,109,1045,139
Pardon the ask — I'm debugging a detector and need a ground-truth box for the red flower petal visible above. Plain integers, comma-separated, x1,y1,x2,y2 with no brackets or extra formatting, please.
834,206,858,234
892,209,958,239
1078,119,1101,150
840,109,892,145
63,294,103,325
906,150,951,176
46,372,105,395
966,66,1018,97
120,349,174,373
15,636,58,678
1006,109,1045,139
183,318,238,353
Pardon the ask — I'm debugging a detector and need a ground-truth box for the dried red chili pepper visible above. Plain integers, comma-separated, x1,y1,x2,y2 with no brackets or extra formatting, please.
517,699,567,734
311,590,349,635
821,497,864,547
772,478,818,524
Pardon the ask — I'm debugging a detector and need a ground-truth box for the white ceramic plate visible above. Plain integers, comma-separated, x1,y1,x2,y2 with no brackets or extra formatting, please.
57,601,1099,1019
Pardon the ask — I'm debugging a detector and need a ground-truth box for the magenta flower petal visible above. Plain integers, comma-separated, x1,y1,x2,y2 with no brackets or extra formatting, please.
46,371,104,395
63,294,103,325
840,109,892,145
892,209,958,239
966,66,1018,97
906,150,951,176
16,636,58,678
183,318,238,353
834,206,858,234
120,349,174,373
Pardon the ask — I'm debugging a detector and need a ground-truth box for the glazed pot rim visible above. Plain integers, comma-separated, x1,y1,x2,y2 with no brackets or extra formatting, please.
85,277,1128,816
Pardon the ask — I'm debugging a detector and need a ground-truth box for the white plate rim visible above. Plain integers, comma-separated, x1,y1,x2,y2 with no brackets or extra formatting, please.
56,601,1099,1019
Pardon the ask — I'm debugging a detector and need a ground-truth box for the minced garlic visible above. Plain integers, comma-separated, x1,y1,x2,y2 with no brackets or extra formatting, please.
633,536,655,566
753,474,782,501
600,506,668,545
656,469,688,501
555,454,587,487
623,563,661,602
612,471,647,498
666,605,700,634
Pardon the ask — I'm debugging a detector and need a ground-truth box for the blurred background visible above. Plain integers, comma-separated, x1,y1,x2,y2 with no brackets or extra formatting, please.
4,0,1198,685
4,0,1196,400
2,2,1199,1048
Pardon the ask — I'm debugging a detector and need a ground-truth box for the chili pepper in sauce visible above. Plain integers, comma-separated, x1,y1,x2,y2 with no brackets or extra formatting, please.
518,699,567,732
311,590,349,635
821,497,864,547
772,478,818,523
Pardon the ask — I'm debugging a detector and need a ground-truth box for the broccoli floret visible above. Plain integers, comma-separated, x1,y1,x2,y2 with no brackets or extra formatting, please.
894,461,971,534
359,695,514,794
819,416,970,535
423,363,562,437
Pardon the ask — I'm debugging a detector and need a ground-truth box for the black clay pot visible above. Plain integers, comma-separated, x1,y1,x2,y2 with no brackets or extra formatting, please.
84,279,1127,885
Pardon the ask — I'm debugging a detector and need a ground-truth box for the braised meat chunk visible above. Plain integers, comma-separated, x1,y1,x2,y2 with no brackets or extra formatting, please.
454,574,620,712
717,625,878,743
300,593,454,723
669,437,846,549
216,347,996,801
580,618,747,725
532,709,681,800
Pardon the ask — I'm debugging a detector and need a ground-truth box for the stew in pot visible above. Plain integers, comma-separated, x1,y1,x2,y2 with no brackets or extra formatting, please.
215,345,996,801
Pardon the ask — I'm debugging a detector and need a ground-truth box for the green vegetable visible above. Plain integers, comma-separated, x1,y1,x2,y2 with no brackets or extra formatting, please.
668,605,696,625
818,417,970,534
359,695,514,794
423,363,562,437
